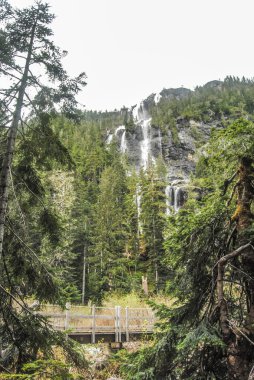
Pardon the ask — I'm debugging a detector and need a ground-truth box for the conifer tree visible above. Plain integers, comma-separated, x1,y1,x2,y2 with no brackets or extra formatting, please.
139,167,167,291
0,1,86,372
90,160,129,301
0,0,86,261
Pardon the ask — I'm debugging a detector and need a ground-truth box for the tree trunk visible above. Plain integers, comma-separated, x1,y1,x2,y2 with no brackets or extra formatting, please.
226,157,254,379
238,158,254,328
81,244,86,304
0,21,37,261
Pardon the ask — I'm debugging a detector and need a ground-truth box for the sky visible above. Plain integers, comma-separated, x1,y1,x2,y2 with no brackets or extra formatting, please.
9,0,254,111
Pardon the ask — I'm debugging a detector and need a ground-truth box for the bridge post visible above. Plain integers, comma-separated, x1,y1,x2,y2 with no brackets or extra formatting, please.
118,306,122,343
91,305,96,344
65,302,71,330
125,306,129,342
115,306,118,342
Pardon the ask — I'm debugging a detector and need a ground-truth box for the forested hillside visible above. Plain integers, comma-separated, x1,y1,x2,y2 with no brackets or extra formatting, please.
48,78,254,378
49,76,254,304
1,1,254,379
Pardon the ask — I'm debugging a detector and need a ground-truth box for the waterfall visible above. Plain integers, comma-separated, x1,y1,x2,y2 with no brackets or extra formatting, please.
140,119,152,169
135,185,142,234
106,133,113,144
174,187,181,212
106,125,127,153
133,102,154,170
158,128,163,157
165,185,183,213
154,92,162,104
120,130,127,153
115,125,127,154
165,185,171,215
115,125,125,134
107,101,161,170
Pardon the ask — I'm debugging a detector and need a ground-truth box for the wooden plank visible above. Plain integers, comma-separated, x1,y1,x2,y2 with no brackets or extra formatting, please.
127,316,155,320
37,305,156,340
39,313,65,317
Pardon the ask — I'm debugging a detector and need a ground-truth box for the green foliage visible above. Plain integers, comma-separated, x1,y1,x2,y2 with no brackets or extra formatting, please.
209,118,254,163
53,111,175,301
150,77,254,148
122,118,254,379
39,208,61,245
51,79,254,309
1,359,83,379
59,284,82,304
3,8,254,376
89,160,130,301
0,1,86,374
138,167,168,291
177,322,225,352
124,108,136,132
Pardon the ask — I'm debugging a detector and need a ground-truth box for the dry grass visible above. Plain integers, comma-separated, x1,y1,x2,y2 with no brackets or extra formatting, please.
102,291,174,308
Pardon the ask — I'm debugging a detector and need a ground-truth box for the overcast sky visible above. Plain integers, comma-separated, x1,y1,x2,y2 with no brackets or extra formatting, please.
9,0,254,111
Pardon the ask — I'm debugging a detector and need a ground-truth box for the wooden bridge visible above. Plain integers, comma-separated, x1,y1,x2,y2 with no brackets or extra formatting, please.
38,304,156,344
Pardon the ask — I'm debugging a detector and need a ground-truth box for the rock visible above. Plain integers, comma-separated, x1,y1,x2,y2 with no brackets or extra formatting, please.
159,87,192,100
203,80,223,90
95,359,107,370
107,87,225,209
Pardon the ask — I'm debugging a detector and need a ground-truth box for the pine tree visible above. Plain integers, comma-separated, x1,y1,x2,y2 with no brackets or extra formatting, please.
139,166,167,292
0,0,86,261
90,159,129,302
124,171,141,284
53,118,115,303
0,1,86,373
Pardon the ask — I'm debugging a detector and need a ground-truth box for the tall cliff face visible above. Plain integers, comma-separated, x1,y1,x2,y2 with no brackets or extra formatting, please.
106,87,223,211
163,117,223,180
107,89,222,176
107,101,163,171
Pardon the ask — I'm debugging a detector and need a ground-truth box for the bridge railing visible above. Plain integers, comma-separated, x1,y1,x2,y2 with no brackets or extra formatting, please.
38,304,156,343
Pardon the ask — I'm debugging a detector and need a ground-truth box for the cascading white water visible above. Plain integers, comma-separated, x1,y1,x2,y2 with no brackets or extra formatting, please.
115,125,125,134
134,102,155,170
165,185,182,214
154,92,162,104
132,104,139,121
140,118,152,169
165,185,171,215
106,125,127,153
174,187,181,212
108,101,160,170
120,130,127,153
106,133,114,144
158,128,163,157
135,185,142,234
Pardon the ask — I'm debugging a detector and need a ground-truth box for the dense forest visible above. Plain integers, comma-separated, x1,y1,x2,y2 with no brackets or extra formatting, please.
1,1,254,379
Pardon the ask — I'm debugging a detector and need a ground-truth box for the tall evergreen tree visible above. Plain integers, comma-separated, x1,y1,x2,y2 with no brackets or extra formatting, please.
0,0,86,261
0,1,86,373
139,166,167,292
90,160,129,302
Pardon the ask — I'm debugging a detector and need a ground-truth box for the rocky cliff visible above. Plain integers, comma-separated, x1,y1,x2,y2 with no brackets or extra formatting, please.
106,85,224,211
